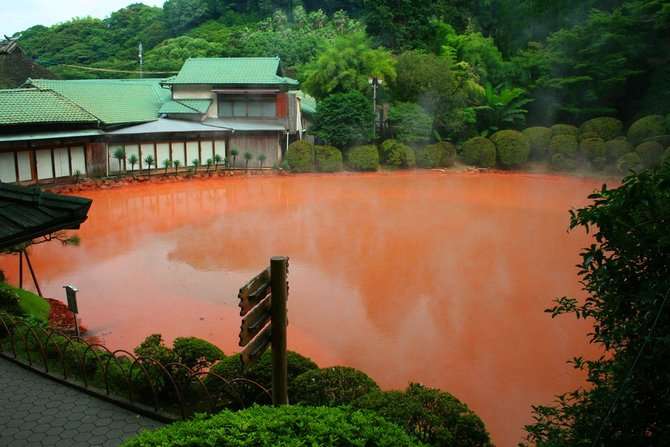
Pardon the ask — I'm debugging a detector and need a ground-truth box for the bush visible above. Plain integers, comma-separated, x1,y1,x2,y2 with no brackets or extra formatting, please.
580,137,607,161
311,92,374,149
635,141,665,168
134,334,178,365
314,145,343,172
122,405,421,447
550,134,579,157
605,139,633,162
461,137,496,168
0,286,21,315
415,142,456,168
285,140,315,172
551,153,577,171
292,366,380,406
628,115,667,146
355,383,492,447
551,124,578,137
522,127,552,160
388,102,433,145
617,152,642,173
579,117,623,141
490,130,530,168
173,337,224,370
346,145,380,171
379,139,416,168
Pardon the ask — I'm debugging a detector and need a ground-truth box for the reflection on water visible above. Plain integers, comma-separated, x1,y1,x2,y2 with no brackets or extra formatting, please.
0,171,605,446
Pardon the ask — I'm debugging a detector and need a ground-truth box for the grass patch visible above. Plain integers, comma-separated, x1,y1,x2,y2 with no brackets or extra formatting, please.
0,283,50,322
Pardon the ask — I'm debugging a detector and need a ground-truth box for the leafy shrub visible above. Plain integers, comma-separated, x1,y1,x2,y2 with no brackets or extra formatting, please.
173,337,224,370
490,130,530,168
416,142,456,168
580,137,607,161
605,139,633,162
379,139,416,168
551,153,577,171
461,137,496,168
285,140,315,172
346,145,380,171
617,152,642,173
522,126,552,160
314,145,343,172
628,115,667,146
551,124,578,137
355,383,492,447
550,134,579,157
292,366,379,406
122,405,421,447
0,286,20,314
579,131,601,141
579,117,623,141
635,141,665,168
388,102,433,145
134,334,178,365
311,91,374,149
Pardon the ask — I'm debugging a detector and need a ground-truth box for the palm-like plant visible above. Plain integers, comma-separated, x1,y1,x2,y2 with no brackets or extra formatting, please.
230,148,239,168
191,159,200,173
162,159,172,175
258,153,267,169
128,154,139,175
113,148,126,172
144,155,154,176
244,151,253,169
206,158,213,174
474,83,533,134
173,159,181,174
213,154,222,171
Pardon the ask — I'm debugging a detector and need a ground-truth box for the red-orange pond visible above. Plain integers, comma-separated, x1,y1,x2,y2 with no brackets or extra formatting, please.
0,171,607,446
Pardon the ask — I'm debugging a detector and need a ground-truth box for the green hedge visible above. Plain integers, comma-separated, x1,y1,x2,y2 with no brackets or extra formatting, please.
285,140,315,172
522,127,552,160
490,130,530,168
617,152,642,173
173,337,224,370
605,139,633,162
122,406,422,447
579,117,623,141
635,141,665,168
550,134,579,157
461,137,496,168
628,115,667,146
355,383,492,447
579,137,607,161
347,145,380,171
379,139,416,168
315,145,343,172
415,142,457,168
292,366,380,406
550,153,577,171
551,124,578,137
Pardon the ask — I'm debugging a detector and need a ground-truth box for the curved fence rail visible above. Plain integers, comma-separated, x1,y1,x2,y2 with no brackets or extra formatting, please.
0,313,271,421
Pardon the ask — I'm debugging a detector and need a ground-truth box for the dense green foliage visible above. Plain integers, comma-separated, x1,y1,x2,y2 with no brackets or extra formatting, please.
551,124,579,137
461,137,497,168
388,102,433,145
415,142,457,168
285,140,315,172
580,117,624,141
523,126,552,160
550,134,579,158
292,366,380,406
311,92,374,149
314,145,344,172
172,336,224,370
355,383,492,447
346,145,380,171
628,115,668,146
490,130,530,168
122,405,423,447
635,141,665,168
606,138,634,162
524,164,670,446
379,139,416,168
551,153,578,171
580,137,607,161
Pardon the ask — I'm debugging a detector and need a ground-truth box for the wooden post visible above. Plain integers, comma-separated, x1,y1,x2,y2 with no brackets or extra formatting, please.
23,249,43,298
270,256,288,405
18,251,23,288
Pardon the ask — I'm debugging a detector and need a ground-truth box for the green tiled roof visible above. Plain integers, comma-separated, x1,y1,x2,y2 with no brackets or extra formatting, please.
159,99,212,114
0,88,98,125
27,78,171,125
167,57,299,86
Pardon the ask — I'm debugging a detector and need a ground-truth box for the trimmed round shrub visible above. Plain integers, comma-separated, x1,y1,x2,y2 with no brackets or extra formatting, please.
579,131,600,141
522,127,552,160
122,406,420,447
355,383,492,447
490,130,530,168
605,139,633,162
580,137,607,161
551,153,577,171
173,337,224,370
551,124,578,137
628,115,667,146
415,142,457,168
550,134,579,157
617,152,642,173
285,140,315,172
579,117,623,141
635,141,665,168
461,137,496,168
346,145,380,171
292,366,380,406
134,334,178,365
379,139,415,168
314,145,343,172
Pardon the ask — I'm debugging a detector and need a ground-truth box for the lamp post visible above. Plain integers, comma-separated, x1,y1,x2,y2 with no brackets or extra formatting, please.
368,77,383,140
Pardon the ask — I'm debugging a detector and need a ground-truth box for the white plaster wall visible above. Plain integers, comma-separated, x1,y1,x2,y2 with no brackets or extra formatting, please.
172,85,218,118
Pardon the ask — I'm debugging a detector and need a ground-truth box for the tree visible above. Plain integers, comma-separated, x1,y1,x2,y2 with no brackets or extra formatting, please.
113,148,126,172
387,102,433,145
230,149,239,168
300,31,396,99
163,0,213,34
362,0,444,50
191,159,200,172
244,151,253,169
143,155,154,176
173,159,181,174
258,153,267,168
524,164,670,446
205,158,213,174
474,83,532,134
144,36,224,72
311,91,374,149
162,159,172,175
128,154,138,173
213,154,223,171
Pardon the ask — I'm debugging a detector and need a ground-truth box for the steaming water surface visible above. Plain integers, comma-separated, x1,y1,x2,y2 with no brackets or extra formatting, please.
0,171,606,446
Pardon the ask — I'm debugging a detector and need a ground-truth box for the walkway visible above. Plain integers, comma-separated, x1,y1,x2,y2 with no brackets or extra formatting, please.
0,357,163,447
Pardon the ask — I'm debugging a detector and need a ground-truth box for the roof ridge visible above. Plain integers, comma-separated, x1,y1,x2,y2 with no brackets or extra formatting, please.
42,87,102,125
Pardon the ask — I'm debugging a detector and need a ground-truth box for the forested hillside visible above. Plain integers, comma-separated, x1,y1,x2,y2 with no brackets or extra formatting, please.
12,0,670,135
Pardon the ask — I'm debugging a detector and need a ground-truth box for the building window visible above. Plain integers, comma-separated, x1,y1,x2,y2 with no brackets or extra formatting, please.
218,95,276,118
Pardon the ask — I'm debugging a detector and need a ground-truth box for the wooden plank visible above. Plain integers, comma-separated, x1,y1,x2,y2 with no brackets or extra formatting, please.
239,294,271,347
240,323,271,367
238,267,270,316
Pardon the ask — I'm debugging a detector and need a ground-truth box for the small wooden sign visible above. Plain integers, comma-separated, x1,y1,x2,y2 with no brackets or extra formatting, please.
238,267,270,316
239,295,272,347
240,322,272,366
64,285,78,314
